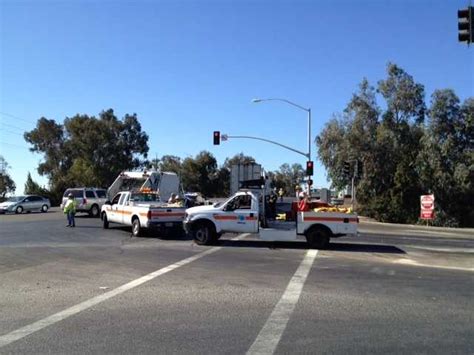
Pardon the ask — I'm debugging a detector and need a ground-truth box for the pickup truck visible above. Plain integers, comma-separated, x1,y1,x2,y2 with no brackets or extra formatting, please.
183,191,358,249
101,191,186,237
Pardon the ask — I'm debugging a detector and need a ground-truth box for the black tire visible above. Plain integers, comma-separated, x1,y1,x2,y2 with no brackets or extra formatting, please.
102,213,109,229
132,218,142,237
216,232,223,240
90,204,100,218
41,204,49,213
15,206,23,214
306,226,330,249
192,222,217,245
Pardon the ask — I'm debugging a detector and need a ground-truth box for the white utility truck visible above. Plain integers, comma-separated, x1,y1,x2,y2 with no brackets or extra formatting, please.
101,190,186,237
183,190,358,249
101,170,186,237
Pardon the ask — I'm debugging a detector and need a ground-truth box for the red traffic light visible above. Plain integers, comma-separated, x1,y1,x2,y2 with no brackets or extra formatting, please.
306,161,314,176
213,131,220,145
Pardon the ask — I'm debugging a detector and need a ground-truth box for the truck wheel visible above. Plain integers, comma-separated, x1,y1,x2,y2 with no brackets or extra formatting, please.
102,213,109,229
306,227,330,249
132,218,142,237
193,222,217,245
90,204,100,218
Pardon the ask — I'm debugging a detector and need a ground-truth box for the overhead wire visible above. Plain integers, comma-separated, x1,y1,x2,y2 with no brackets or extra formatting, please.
0,111,36,125
0,141,30,150
1,128,25,137
0,122,27,132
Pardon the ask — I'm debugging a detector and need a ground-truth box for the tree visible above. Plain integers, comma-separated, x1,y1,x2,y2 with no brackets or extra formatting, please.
317,63,426,224
181,151,219,197
157,155,182,174
377,62,425,124
417,91,474,226
23,172,61,204
223,153,256,170
0,156,16,199
24,109,149,202
271,163,305,195
24,172,47,195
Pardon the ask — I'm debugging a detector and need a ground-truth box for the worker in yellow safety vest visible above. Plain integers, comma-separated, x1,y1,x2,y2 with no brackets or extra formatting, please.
63,193,77,227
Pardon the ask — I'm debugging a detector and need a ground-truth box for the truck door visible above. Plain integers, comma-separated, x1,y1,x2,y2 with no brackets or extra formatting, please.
119,193,131,224
217,194,258,233
108,193,122,223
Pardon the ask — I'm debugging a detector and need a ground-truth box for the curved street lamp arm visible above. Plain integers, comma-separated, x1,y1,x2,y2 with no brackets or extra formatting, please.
257,98,309,112
226,135,309,159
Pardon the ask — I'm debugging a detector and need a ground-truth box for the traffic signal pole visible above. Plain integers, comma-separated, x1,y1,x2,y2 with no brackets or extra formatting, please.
344,159,360,211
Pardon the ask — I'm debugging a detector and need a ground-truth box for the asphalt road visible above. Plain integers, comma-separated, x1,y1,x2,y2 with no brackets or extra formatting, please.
0,209,473,354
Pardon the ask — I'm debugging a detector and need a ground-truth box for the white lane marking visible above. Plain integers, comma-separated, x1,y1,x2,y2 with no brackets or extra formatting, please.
0,234,250,348
395,258,474,272
247,249,318,355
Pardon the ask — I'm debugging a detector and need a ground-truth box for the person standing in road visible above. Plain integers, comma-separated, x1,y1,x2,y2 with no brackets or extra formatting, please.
295,185,302,199
297,191,310,212
64,193,77,227
268,192,277,219
278,188,284,202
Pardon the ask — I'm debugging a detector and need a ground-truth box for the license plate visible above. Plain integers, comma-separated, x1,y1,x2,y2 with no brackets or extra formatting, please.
165,222,173,227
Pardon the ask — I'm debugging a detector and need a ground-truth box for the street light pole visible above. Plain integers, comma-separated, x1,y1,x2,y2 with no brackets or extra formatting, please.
253,98,312,196
307,108,311,163
252,98,311,161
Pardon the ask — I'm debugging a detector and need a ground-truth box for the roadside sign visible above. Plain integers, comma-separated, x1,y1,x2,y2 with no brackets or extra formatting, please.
420,194,435,220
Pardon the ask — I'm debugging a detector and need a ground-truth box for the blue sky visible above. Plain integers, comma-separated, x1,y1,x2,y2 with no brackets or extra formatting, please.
1,0,472,194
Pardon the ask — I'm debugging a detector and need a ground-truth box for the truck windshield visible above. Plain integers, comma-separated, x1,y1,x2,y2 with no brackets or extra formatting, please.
131,193,160,202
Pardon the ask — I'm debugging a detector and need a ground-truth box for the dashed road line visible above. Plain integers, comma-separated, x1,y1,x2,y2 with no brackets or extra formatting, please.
0,233,250,348
247,249,318,355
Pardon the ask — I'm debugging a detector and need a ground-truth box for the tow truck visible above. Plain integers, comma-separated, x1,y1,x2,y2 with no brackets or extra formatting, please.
101,170,186,237
183,190,358,248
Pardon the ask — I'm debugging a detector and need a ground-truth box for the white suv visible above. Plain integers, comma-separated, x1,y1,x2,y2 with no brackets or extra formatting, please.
61,188,107,217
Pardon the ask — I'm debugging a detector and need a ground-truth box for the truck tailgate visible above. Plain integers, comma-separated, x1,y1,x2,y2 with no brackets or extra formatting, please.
148,208,186,223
